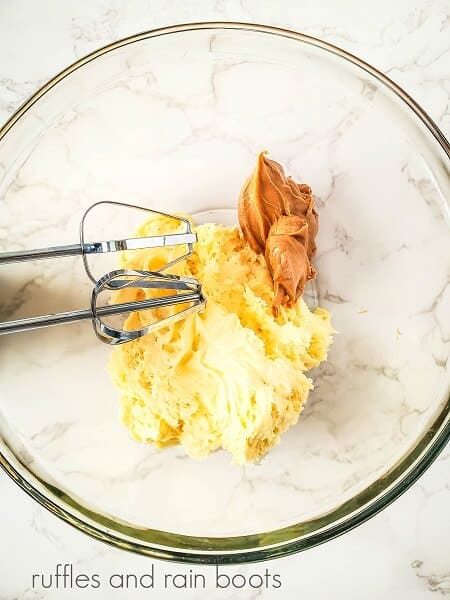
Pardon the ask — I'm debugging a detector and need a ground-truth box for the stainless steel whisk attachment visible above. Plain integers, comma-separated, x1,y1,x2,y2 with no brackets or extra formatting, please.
91,270,204,345
0,201,206,344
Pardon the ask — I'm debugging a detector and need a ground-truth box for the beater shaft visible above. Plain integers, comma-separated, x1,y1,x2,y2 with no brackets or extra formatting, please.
0,233,196,265
0,290,202,335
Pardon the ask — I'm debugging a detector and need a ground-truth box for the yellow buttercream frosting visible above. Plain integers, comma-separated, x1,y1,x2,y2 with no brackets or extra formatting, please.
108,215,333,464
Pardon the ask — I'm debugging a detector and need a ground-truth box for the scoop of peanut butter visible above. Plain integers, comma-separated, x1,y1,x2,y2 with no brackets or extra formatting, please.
238,152,318,314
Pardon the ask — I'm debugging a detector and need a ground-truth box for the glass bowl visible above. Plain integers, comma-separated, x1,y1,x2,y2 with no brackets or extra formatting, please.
0,23,448,564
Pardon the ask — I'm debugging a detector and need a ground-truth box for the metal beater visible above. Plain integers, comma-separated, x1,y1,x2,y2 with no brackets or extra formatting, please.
0,201,206,344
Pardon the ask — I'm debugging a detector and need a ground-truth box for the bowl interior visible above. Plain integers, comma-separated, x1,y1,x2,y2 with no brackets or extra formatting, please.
0,26,448,549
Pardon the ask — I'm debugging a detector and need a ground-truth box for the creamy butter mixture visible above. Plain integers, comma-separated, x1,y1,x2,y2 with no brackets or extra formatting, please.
109,215,333,464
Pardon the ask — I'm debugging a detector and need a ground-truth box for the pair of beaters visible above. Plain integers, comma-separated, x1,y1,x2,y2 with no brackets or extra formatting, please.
0,201,206,344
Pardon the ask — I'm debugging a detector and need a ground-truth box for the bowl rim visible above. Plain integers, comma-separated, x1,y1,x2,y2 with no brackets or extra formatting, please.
0,21,449,564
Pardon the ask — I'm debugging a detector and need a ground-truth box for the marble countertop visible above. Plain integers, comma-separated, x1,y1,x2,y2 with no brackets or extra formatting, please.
0,1,449,599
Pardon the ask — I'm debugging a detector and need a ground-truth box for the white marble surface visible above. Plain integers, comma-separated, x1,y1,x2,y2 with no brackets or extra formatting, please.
0,1,449,599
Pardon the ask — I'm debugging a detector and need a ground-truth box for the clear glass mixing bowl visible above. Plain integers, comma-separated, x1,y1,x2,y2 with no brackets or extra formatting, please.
0,23,448,563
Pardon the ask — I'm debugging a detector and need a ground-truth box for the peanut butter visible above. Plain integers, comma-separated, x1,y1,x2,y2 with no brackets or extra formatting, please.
238,152,318,314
